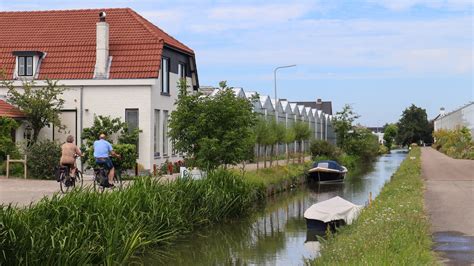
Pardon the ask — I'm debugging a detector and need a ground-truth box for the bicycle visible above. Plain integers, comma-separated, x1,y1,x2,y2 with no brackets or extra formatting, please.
93,163,123,193
58,158,83,193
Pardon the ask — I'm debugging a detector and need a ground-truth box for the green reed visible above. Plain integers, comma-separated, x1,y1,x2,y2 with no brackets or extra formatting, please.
0,169,264,265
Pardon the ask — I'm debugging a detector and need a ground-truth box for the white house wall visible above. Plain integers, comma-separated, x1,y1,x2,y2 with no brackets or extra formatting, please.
151,72,193,168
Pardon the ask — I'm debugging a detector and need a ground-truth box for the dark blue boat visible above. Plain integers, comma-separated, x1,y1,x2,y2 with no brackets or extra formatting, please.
307,160,347,182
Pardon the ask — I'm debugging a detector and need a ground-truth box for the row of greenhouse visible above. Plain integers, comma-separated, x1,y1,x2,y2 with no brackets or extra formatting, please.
205,87,336,155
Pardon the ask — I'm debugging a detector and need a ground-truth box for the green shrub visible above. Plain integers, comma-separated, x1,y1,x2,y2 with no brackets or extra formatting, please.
378,144,389,154
0,117,20,161
433,127,473,159
344,128,379,161
26,139,61,179
112,144,138,170
310,140,336,159
0,161,24,177
81,115,139,170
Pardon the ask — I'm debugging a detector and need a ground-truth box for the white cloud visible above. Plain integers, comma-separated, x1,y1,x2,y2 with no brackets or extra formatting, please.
192,16,472,77
366,0,472,11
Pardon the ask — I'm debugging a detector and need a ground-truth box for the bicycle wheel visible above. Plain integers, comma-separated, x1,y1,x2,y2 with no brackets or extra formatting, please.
59,171,71,194
93,170,106,193
75,170,84,189
113,173,123,189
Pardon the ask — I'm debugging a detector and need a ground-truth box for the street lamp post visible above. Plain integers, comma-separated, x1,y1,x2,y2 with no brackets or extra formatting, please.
273,64,296,121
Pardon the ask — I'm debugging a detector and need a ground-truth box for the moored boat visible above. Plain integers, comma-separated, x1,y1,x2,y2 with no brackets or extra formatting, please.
307,160,347,183
304,196,363,232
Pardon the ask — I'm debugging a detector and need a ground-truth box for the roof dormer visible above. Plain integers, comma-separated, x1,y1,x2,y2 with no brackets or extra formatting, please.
12,51,45,79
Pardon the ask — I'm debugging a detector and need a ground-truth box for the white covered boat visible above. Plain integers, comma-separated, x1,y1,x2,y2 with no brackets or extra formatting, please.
303,196,363,231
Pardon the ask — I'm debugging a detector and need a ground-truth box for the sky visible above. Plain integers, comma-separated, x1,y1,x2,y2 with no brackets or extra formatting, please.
1,0,472,125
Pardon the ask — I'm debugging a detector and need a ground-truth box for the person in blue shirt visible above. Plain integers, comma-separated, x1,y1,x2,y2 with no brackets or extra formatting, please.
94,133,120,187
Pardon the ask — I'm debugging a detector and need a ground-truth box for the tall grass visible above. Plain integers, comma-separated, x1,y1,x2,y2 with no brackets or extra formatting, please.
241,162,310,187
309,147,438,265
0,169,264,264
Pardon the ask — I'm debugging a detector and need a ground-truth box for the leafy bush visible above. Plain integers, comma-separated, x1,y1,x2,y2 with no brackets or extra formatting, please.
310,140,336,159
0,161,24,177
344,127,379,161
0,117,20,161
378,144,389,154
81,115,140,170
112,144,138,170
433,127,473,159
26,139,61,179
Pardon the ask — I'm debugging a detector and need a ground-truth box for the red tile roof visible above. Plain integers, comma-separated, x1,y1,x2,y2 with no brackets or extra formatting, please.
0,99,25,118
0,8,194,79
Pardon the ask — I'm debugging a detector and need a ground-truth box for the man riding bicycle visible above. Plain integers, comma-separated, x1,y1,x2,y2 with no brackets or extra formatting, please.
60,135,82,186
93,133,120,187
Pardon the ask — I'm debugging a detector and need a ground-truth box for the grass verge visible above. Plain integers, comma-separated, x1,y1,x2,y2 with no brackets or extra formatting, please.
309,147,438,265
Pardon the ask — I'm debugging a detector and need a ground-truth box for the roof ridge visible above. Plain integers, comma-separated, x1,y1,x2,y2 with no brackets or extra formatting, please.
126,8,193,54
125,8,164,44
0,7,129,14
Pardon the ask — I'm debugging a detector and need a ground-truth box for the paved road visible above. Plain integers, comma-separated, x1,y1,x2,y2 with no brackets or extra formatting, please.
0,158,310,207
421,147,474,265
0,174,177,207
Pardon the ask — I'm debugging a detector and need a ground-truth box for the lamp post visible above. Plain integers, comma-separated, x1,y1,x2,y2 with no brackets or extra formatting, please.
273,64,296,121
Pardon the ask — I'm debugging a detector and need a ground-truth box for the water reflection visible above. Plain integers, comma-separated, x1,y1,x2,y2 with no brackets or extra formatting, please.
148,150,407,265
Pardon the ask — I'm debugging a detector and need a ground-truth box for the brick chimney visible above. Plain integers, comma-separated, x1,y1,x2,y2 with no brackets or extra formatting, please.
94,12,110,79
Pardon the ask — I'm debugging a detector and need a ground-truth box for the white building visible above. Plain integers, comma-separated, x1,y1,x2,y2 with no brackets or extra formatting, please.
434,103,474,137
0,8,199,172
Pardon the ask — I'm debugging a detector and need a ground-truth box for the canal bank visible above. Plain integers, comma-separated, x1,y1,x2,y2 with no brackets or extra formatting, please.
310,147,437,265
144,150,408,265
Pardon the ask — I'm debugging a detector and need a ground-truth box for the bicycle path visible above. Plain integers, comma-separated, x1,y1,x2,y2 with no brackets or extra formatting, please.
0,157,310,207
421,147,474,265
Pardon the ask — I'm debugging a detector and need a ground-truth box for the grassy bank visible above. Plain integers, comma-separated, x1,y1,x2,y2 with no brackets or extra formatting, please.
0,170,263,264
235,161,310,196
310,147,438,265
1,159,311,265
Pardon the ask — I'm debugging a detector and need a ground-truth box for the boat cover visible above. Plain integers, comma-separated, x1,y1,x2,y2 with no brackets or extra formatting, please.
304,196,363,225
311,160,345,172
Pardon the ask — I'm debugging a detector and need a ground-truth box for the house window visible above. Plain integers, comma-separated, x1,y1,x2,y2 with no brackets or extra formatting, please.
154,109,160,157
18,56,33,76
178,63,186,79
161,57,170,94
125,108,139,154
163,110,169,156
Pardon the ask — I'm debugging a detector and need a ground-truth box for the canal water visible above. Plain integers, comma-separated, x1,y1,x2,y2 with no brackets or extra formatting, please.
148,150,407,265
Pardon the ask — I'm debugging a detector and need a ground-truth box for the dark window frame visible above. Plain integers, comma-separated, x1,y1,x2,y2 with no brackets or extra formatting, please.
161,57,170,96
125,108,140,156
18,56,34,77
178,62,186,79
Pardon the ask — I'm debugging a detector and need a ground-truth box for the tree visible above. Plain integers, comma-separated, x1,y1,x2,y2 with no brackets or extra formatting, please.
262,120,277,168
168,80,256,170
333,104,360,149
344,127,379,161
396,104,432,146
2,78,65,145
271,120,287,166
383,124,398,151
283,126,296,165
254,118,269,169
292,121,311,163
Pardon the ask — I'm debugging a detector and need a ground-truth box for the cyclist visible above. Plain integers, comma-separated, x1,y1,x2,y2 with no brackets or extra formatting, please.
59,135,82,186
93,133,120,187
